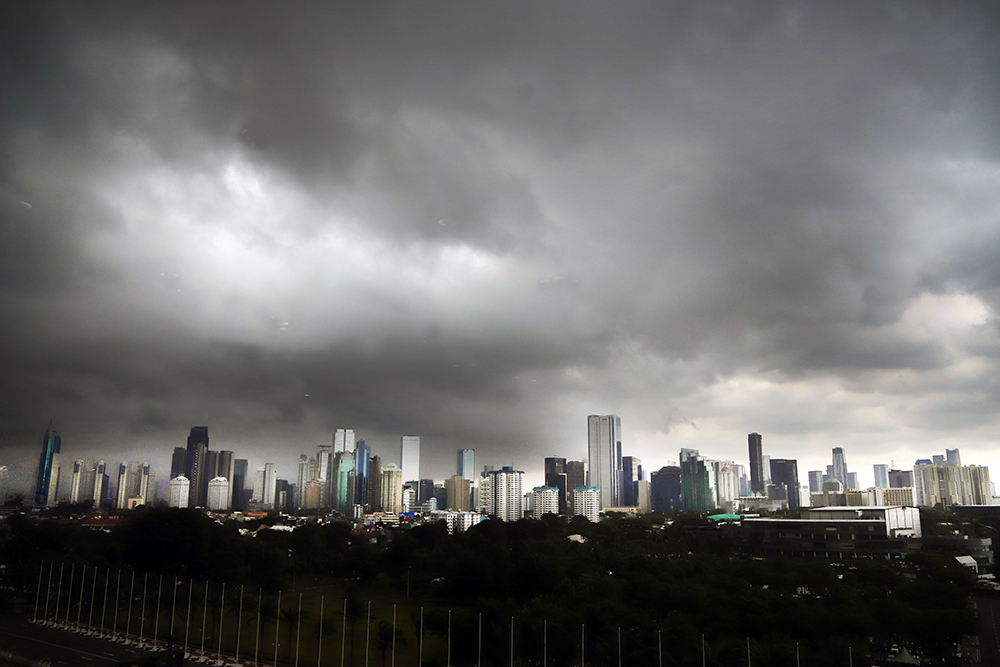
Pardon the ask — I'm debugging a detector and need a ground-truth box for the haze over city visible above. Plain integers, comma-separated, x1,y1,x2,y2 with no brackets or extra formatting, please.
2,2,1000,490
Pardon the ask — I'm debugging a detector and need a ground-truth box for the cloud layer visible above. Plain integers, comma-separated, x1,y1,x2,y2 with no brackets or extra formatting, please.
1,2,999,488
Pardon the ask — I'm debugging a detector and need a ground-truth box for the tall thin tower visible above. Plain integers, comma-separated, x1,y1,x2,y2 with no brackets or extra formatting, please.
35,422,61,507
587,415,622,509
748,433,764,495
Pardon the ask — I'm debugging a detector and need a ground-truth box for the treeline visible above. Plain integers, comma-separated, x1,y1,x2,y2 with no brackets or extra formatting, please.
0,509,983,666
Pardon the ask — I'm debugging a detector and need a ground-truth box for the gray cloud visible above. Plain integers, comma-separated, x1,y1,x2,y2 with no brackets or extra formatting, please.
2,1,1000,488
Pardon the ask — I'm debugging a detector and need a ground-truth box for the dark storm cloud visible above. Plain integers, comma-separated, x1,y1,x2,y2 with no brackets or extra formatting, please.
2,1,1000,482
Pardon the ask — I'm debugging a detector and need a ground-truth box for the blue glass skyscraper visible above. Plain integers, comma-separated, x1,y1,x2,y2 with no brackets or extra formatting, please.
35,422,61,506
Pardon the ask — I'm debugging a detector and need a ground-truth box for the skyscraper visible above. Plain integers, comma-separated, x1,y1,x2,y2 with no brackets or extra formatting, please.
874,464,889,489
946,449,962,466
334,428,356,453
354,440,372,508
544,457,568,514
621,456,643,507
650,466,682,513
681,456,716,512
380,463,403,514
400,436,420,482
481,466,524,521
457,449,476,480
331,451,355,515
116,461,150,509
587,414,622,509
808,470,824,494
185,427,209,508
769,459,800,511
35,423,61,507
170,447,187,480
831,447,849,489
232,459,249,510
748,433,764,494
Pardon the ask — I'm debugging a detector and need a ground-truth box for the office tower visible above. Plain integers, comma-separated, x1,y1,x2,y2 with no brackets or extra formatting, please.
253,463,276,506
418,479,435,503
808,470,824,494
713,460,738,508
932,454,945,465
400,436,420,482
70,460,96,504
302,479,323,509
168,476,190,508
530,487,560,519
401,485,416,513
275,479,292,511
621,456,643,507
116,461,150,509
92,461,109,508
170,447,187,480
946,449,962,466
380,463,404,514
681,456,716,513
296,455,310,508
458,449,476,480
35,423,62,507
544,457,568,514
873,464,889,489
367,455,382,511
354,440,372,507
207,477,230,510
232,459,249,509
185,427,210,508
747,433,764,494
205,450,219,488
445,474,472,510
679,448,700,463
432,483,447,509
650,466,683,513
480,466,524,521
769,459,800,511
587,415,623,509
334,428,355,453
831,447,849,488
216,450,234,482
762,455,771,485
331,451,355,515
572,486,601,522
317,442,333,505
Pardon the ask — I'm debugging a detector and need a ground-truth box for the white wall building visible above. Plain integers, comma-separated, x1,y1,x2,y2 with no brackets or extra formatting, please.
530,486,560,519
169,476,190,508
400,436,420,483
481,466,524,521
380,463,403,514
587,415,622,509
572,486,601,523
207,476,231,510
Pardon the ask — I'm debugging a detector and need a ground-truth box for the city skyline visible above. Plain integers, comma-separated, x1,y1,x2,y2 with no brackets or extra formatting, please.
3,3,1000,492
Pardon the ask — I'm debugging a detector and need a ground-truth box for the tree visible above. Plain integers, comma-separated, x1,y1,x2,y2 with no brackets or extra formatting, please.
376,619,407,667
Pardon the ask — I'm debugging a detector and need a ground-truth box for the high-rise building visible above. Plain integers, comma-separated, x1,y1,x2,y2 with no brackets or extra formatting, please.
92,461,109,508
566,460,585,492
544,457,568,514
748,433,764,495
185,427,210,508
70,460,97,504
481,466,525,522
354,440,372,508
380,463,403,514
831,448,849,489
769,459,800,511
400,436,420,483
445,474,471,510
116,461,150,509
650,466,683,513
331,451,355,515
888,468,913,489
168,476,190,508
170,447,187,480
216,450,234,484
946,449,962,466
317,442,333,506
572,486,601,523
253,463,276,507
681,456,716,513
458,449,475,480
367,455,382,511
874,464,889,489
334,428,356,453
713,460,738,509
207,476,230,511
232,459,249,510
530,487,560,519
587,415,622,509
621,456,643,507
418,479,435,503
35,423,61,507
808,470,824,494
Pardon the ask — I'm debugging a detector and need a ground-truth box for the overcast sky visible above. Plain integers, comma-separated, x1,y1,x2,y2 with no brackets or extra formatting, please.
2,1,999,496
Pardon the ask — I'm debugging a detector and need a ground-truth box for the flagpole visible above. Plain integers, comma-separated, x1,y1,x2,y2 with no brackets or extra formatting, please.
296,592,302,667
43,561,53,624
55,562,64,626
139,573,148,646
364,601,370,667
391,604,397,667
218,583,226,663
153,574,162,648
101,567,110,637
419,607,423,667
77,565,87,631
543,619,547,667
185,579,193,659
201,582,208,658
113,570,121,639
478,613,482,667
275,590,281,667
341,598,347,667
65,564,75,626
126,571,135,644
581,623,585,667
89,567,98,633
236,585,244,664
447,610,451,667
33,561,43,623
318,595,324,667
255,593,262,666
171,575,178,640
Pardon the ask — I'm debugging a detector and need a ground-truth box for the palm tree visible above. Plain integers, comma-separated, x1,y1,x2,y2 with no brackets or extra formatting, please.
281,604,310,662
